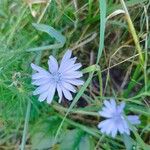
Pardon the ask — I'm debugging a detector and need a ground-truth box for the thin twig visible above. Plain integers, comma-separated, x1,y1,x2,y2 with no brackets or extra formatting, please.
71,33,97,51
102,52,145,73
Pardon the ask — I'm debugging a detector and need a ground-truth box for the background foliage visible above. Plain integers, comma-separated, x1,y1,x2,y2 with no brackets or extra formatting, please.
0,0,150,149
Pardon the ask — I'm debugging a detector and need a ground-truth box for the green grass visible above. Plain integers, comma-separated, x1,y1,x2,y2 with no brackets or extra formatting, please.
0,0,150,149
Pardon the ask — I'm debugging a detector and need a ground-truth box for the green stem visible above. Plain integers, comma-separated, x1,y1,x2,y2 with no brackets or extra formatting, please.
97,67,103,97
143,5,148,92
20,99,31,150
53,103,99,117
123,64,141,97
120,0,144,64
57,114,100,138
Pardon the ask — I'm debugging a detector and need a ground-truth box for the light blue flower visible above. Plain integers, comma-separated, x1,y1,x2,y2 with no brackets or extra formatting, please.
31,50,84,104
98,99,140,138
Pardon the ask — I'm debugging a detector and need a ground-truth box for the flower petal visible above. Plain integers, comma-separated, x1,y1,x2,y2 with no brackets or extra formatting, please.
110,99,116,110
104,100,112,109
32,72,51,80
31,63,50,75
99,110,113,118
63,63,82,74
98,119,112,129
122,119,130,135
47,83,56,104
70,63,82,71
59,57,77,73
32,73,44,80
127,115,141,125
57,84,63,103
33,84,51,95
106,122,115,135
62,71,83,79
38,90,49,102
111,127,117,138
103,100,116,113
32,78,52,86
61,86,73,100
48,56,58,73
100,126,107,133
117,122,125,134
117,102,125,113
61,81,76,93
61,50,72,63
64,79,84,86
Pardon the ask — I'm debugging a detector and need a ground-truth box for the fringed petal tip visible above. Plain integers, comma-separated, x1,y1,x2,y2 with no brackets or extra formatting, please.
31,63,35,69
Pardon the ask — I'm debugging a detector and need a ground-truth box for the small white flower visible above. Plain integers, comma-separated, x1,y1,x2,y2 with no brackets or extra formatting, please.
31,50,84,104
98,99,140,138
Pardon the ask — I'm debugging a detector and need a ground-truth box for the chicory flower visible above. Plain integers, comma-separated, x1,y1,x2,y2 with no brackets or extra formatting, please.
98,99,140,137
31,50,84,104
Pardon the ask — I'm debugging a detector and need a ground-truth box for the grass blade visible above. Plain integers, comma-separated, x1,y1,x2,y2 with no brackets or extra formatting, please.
96,0,106,64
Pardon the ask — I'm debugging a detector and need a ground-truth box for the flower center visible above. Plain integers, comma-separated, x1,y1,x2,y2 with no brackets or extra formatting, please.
52,72,61,83
113,112,124,122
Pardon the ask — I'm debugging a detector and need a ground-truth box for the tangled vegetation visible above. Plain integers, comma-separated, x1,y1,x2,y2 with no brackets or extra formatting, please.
0,0,150,149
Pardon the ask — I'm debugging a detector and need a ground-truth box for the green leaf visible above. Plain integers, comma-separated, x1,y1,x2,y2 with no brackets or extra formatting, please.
82,64,98,74
31,132,54,150
31,116,62,150
78,134,95,150
32,23,66,44
27,23,66,51
60,129,84,150
122,134,135,150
